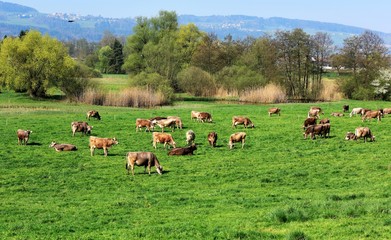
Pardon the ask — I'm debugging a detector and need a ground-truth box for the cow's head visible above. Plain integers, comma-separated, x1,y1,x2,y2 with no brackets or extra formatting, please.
112,138,119,145
156,165,163,175
49,141,56,147
95,112,101,120
87,126,93,134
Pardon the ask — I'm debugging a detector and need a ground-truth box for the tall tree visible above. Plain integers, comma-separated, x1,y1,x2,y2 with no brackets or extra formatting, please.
110,39,124,74
275,29,314,99
0,31,77,97
338,31,389,99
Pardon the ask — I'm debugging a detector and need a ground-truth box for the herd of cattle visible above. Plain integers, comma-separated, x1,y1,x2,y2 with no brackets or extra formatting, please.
16,105,385,175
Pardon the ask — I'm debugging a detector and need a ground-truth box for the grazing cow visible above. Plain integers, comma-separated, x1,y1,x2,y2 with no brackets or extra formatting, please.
156,118,177,132
49,141,77,151
331,112,344,117
382,108,391,115
87,110,101,120
355,127,375,142
17,129,32,145
268,107,281,117
152,132,176,149
349,107,364,117
362,110,382,122
303,124,323,140
89,136,118,156
345,132,357,141
191,111,200,121
167,116,183,129
232,116,254,128
208,132,218,147
125,152,163,176
229,132,246,149
135,118,155,132
308,108,321,118
186,130,195,145
310,106,324,115
319,118,330,124
303,117,317,129
197,112,212,123
343,105,349,112
168,144,197,156
71,121,92,137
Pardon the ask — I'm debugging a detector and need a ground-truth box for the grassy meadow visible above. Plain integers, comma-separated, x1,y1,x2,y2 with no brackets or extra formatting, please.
1,85,391,239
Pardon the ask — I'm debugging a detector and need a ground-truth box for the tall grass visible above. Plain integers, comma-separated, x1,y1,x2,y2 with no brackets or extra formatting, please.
239,83,287,103
319,79,344,101
81,87,167,107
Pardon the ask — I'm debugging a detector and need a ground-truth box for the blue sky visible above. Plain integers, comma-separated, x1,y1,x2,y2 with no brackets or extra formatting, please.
4,0,391,33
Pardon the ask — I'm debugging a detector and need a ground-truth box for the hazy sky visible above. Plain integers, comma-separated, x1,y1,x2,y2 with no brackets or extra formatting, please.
4,0,391,33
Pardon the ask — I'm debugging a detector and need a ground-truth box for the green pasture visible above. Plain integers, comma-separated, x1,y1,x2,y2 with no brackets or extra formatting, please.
1,91,391,239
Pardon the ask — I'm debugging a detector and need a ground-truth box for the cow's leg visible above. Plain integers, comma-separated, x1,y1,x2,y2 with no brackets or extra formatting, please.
104,147,108,157
241,139,245,149
90,147,95,156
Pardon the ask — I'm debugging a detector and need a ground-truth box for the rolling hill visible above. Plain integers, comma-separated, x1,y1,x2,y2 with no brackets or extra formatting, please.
0,1,390,46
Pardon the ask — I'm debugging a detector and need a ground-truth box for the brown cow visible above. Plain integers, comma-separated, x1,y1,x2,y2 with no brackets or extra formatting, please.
342,105,349,112
355,127,375,142
232,116,254,128
382,108,391,115
303,117,317,129
168,144,197,156
186,130,195,145
135,118,155,132
310,106,323,114
125,152,163,176
167,116,183,129
362,110,382,122
149,116,167,123
268,107,281,117
89,136,118,156
156,118,177,132
49,141,77,151
191,111,200,121
152,132,176,149
87,110,101,120
197,112,212,123
303,124,323,140
208,132,218,147
17,129,32,145
229,132,246,149
330,112,344,117
71,121,93,136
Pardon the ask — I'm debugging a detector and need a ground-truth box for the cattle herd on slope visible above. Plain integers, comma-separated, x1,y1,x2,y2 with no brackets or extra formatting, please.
16,104,385,175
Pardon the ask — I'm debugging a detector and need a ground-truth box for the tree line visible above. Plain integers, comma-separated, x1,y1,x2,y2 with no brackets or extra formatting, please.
1,11,390,102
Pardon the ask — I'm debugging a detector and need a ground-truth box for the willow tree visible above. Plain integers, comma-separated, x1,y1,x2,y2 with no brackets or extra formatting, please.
0,30,76,97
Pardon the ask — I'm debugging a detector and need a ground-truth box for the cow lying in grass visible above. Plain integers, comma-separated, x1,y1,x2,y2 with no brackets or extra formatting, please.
49,141,77,151
168,144,197,156
125,152,163,176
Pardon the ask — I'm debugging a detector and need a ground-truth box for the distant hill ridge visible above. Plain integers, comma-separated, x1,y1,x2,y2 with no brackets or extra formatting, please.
0,1,390,46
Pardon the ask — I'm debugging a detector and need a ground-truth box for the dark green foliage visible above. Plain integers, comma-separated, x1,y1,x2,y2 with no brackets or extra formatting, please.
286,231,309,240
